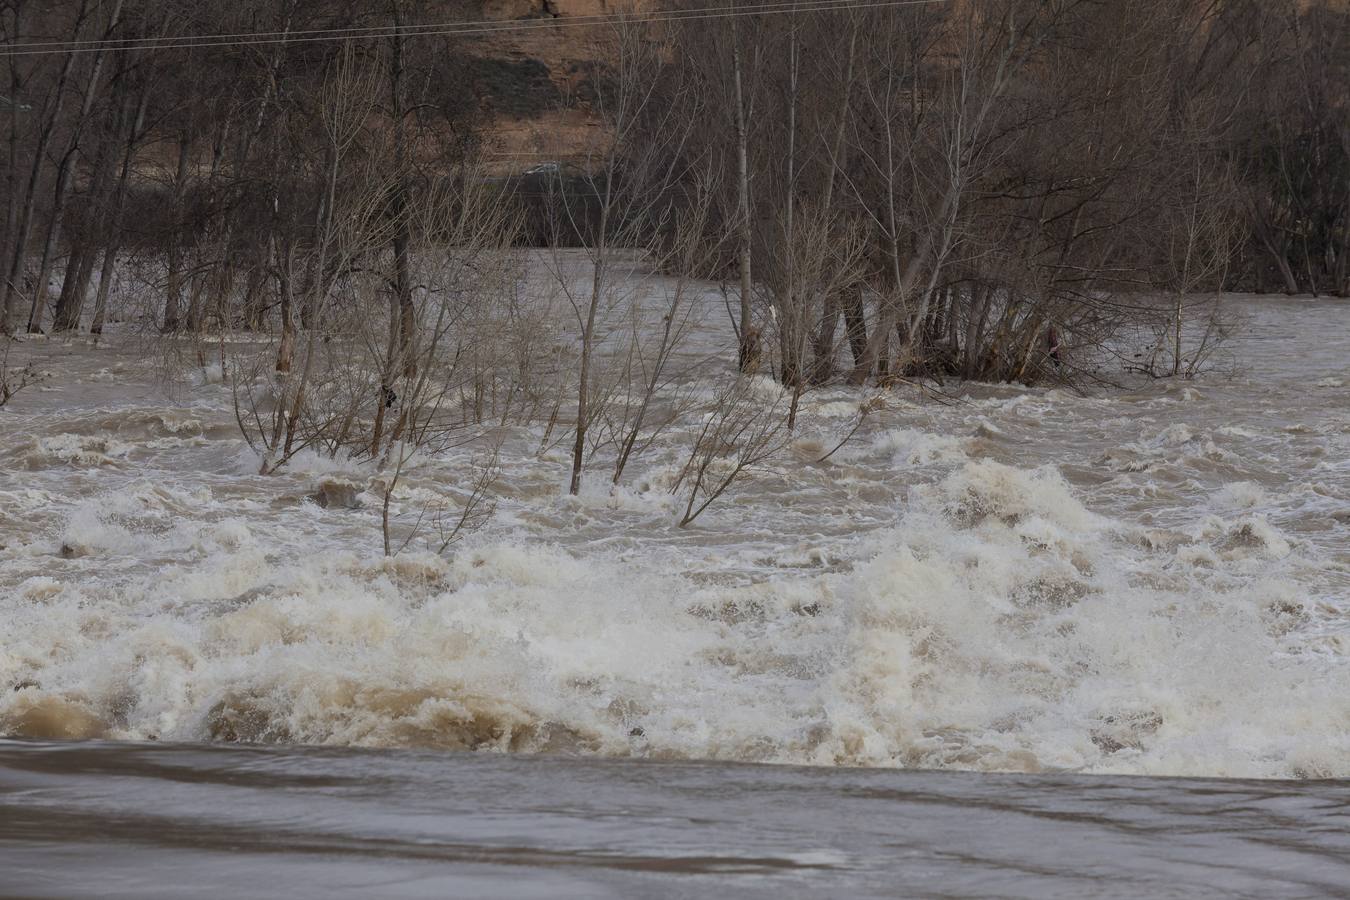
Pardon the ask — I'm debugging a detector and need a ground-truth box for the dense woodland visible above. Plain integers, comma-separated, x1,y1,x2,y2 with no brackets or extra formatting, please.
0,1,1347,506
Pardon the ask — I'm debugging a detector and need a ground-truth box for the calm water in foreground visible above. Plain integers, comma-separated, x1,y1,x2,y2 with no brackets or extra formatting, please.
3,739,1349,899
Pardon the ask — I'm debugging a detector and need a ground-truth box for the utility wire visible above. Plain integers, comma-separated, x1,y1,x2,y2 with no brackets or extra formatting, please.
0,0,949,58
5,0,897,49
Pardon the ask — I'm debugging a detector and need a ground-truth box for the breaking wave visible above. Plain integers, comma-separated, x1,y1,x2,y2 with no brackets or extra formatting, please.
2,296,1347,778
3,453,1344,778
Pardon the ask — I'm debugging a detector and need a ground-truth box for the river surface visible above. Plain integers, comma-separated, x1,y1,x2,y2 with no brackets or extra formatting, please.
3,739,1350,899
1,288,1347,894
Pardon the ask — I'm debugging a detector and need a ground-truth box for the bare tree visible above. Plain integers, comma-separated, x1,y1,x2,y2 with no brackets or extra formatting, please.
671,378,789,528
2,1,90,334
0,337,43,406
540,13,702,496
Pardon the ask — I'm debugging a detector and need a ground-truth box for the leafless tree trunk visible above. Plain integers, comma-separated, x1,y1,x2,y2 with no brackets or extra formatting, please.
731,18,759,373
2,1,87,334
27,0,123,334
161,127,193,333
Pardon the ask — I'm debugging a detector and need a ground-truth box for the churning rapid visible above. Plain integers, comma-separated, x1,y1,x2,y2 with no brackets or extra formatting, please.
1,291,1347,779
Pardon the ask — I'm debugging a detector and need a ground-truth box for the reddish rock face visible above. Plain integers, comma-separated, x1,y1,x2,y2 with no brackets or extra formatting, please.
546,0,638,14
479,0,650,19
480,0,548,18
460,0,647,174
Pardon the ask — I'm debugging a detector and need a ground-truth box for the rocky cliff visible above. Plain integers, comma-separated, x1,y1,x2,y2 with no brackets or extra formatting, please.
465,0,650,172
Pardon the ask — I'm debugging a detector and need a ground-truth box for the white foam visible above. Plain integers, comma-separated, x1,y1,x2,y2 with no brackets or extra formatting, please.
1214,482,1269,510
3,295,1348,779
4,451,1342,778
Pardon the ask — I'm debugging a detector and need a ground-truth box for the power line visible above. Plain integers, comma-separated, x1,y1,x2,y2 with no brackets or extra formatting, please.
5,0,878,50
0,0,949,58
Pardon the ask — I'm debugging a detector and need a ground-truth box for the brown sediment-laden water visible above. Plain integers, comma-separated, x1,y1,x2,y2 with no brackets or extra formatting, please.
1,290,1347,895
3,740,1349,898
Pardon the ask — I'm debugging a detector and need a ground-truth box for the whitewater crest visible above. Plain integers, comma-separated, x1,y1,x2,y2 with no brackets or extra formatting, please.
2,296,1348,779
3,449,1344,779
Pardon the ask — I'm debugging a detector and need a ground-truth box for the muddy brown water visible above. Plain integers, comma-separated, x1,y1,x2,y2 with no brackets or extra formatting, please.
3,739,1349,899
1,288,1348,895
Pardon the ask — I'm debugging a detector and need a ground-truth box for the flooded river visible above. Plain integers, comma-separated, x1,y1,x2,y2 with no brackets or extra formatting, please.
1,290,1347,894
3,739,1349,898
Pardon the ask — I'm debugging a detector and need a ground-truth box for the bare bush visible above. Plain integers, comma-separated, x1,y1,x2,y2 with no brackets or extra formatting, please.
672,378,790,528
0,340,44,407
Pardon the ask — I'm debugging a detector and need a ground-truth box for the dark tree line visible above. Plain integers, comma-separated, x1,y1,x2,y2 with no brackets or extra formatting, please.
1,0,486,342
0,0,1345,387
636,0,1348,385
